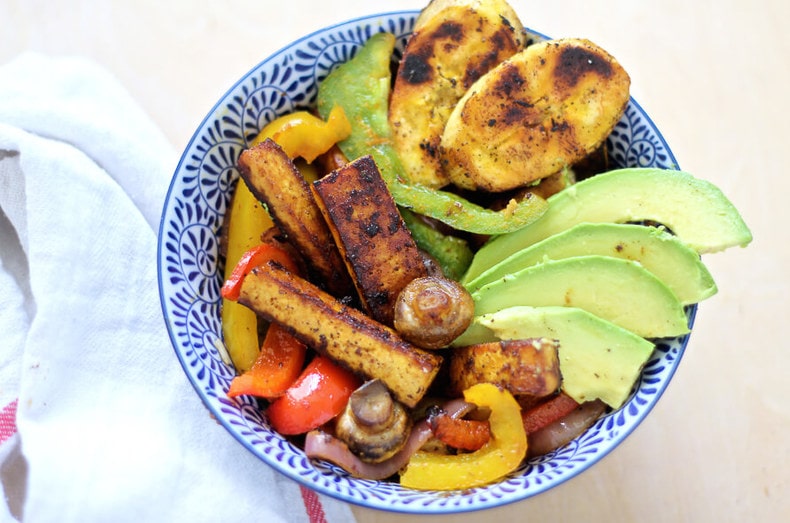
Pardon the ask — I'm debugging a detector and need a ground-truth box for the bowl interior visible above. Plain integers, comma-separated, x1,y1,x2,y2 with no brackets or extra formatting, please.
158,10,693,514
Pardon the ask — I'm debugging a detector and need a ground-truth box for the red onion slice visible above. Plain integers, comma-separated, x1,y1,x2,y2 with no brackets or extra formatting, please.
528,400,607,457
305,420,432,480
304,399,476,480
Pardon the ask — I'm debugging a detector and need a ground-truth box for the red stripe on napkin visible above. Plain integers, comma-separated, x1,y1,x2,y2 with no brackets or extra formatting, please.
0,399,18,444
299,485,328,523
1,398,335,521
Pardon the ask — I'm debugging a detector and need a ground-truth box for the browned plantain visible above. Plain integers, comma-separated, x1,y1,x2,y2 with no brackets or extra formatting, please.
449,338,562,397
237,261,443,408
441,38,630,192
520,169,576,201
388,0,526,188
237,139,355,299
311,155,429,326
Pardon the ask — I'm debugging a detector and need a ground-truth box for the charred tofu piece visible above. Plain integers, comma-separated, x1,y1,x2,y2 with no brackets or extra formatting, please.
388,0,526,189
237,139,356,300
311,155,429,327
237,261,443,408
449,338,562,397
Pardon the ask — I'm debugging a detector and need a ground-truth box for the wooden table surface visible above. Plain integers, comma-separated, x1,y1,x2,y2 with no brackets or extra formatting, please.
3,1,787,521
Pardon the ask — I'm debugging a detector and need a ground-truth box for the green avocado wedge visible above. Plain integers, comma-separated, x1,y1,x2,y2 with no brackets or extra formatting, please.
455,255,689,345
476,306,656,409
461,168,753,284
464,222,717,305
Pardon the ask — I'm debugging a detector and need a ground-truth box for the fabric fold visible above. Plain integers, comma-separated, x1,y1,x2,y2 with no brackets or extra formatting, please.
0,53,355,523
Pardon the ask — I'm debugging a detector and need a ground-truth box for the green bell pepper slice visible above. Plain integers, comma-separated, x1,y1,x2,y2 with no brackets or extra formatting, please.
399,208,473,281
316,31,548,237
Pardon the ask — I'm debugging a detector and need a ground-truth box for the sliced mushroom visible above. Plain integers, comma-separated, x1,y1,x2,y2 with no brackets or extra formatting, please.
334,380,412,463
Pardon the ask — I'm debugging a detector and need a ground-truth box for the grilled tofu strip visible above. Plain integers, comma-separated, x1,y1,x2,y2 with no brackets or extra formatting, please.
237,139,355,299
449,338,561,397
311,155,429,327
237,262,443,408
441,38,631,192
388,0,526,188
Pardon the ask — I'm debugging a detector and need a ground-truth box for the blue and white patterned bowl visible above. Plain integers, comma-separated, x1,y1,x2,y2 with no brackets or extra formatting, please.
158,11,694,514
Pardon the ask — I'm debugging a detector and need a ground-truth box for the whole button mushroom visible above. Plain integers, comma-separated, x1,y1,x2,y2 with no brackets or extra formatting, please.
334,380,413,463
393,276,475,349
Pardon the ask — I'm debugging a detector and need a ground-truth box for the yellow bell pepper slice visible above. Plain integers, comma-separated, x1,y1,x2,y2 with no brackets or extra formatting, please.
399,383,527,491
222,106,351,372
251,105,351,163
222,184,273,372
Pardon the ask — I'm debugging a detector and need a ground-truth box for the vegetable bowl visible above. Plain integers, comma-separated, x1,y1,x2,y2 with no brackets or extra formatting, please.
158,10,697,514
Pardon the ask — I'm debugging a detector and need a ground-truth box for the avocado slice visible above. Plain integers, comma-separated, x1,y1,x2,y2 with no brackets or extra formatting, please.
476,306,656,409
460,255,689,343
465,222,717,305
462,168,753,284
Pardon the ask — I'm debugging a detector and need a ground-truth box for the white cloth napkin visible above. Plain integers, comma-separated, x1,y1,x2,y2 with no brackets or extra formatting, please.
0,53,355,523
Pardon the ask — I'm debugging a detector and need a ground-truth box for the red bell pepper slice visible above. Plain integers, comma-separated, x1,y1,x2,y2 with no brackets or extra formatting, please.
221,242,299,301
227,323,307,400
430,414,491,451
521,393,580,434
265,355,361,435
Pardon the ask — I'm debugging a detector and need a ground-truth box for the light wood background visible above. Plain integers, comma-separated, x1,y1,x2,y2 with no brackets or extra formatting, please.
3,1,787,521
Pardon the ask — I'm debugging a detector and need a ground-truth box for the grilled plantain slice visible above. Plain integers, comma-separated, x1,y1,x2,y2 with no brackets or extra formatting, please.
448,338,562,397
312,155,429,327
237,261,443,408
237,139,355,300
389,0,526,189
441,38,631,192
